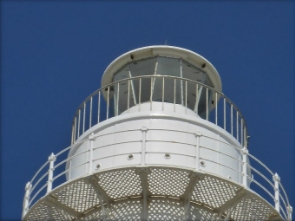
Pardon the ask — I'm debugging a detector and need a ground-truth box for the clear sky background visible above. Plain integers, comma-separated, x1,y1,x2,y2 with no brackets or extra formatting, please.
1,1,294,220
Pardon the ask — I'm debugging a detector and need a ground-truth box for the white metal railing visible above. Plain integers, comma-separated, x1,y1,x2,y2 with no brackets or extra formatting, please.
22,129,292,220
70,76,248,147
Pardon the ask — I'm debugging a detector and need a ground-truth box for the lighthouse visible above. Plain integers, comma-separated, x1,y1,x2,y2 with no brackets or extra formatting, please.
22,46,292,220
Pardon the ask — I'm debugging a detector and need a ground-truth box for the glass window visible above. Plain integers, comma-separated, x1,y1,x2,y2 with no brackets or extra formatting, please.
113,64,130,82
182,60,205,83
112,56,214,116
203,74,214,88
130,57,157,104
129,57,157,77
156,56,180,77
153,57,182,103
113,57,158,113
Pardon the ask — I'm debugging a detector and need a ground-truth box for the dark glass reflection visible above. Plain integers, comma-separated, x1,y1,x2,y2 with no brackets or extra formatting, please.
112,56,214,118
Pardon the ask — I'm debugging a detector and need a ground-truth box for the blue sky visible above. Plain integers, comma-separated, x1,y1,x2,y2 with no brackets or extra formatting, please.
1,1,294,220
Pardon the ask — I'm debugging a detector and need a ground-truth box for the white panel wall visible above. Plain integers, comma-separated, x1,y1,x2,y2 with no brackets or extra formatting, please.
67,103,247,186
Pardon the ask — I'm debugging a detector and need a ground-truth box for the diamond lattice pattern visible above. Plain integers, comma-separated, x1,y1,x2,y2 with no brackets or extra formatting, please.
26,202,74,221
191,175,239,208
97,169,142,199
148,198,185,220
148,168,190,197
52,179,100,212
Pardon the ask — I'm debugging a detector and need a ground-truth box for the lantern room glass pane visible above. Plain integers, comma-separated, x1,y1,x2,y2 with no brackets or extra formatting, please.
129,57,157,77
112,56,215,116
153,57,182,103
182,60,205,83
156,56,180,76
113,57,157,114
204,74,214,88
130,57,157,104
113,64,130,82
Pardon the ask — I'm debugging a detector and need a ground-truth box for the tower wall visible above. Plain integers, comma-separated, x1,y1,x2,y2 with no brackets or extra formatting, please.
67,103,248,186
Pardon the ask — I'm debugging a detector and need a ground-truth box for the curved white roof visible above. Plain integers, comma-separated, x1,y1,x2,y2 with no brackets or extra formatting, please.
101,45,222,93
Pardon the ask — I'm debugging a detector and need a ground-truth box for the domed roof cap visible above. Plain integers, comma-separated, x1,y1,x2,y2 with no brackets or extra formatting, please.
101,45,222,92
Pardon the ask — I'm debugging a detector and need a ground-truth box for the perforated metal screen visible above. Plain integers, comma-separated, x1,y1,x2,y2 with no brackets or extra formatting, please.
24,167,282,221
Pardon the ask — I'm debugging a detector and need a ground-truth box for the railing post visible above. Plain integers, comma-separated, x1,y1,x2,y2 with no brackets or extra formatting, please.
162,76,165,111
141,126,148,166
107,86,110,118
138,78,142,111
287,205,293,220
88,133,94,174
47,153,56,194
241,147,248,187
195,131,202,170
22,182,32,218
223,98,226,130
206,87,208,120
83,102,86,133
116,82,120,115
272,173,280,213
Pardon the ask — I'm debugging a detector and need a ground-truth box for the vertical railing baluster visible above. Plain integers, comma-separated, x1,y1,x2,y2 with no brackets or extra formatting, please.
195,84,198,114
106,86,110,119
244,127,247,148
22,182,32,218
215,92,218,125
240,116,244,146
74,116,77,142
185,80,188,114
71,122,74,144
47,153,56,194
150,77,153,111
139,78,142,112
83,102,86,133
128,69,137,106
127,80,130,111
230,104,233,135
206,87,208,120
162,77,165,111
180,60,184,105
173,78,176,112
224,98,226,130
273,173,280,213
89,96,93,128
78,109,81,138
97,91,101,123
116,82,120,116
240,119,245,146
237,111,239,141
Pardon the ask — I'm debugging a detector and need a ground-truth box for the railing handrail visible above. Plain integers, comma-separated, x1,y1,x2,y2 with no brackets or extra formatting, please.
70,75,248,145
23,129,291,220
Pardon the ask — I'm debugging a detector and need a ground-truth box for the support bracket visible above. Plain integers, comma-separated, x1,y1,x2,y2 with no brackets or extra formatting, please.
216,188,247,215
181,172,205,220
136,167,151,220
45,195,82,219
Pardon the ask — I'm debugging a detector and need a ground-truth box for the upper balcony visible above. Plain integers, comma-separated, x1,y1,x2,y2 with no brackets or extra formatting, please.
22,46,292,221
71,46,247,146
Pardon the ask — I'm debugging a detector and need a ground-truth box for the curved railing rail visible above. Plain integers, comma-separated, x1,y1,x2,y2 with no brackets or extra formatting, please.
70,75,248,146
22,130,292,220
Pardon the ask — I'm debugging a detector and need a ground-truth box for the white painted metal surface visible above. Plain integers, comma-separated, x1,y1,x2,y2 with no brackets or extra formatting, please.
22,46,292,220
67,102,248,187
